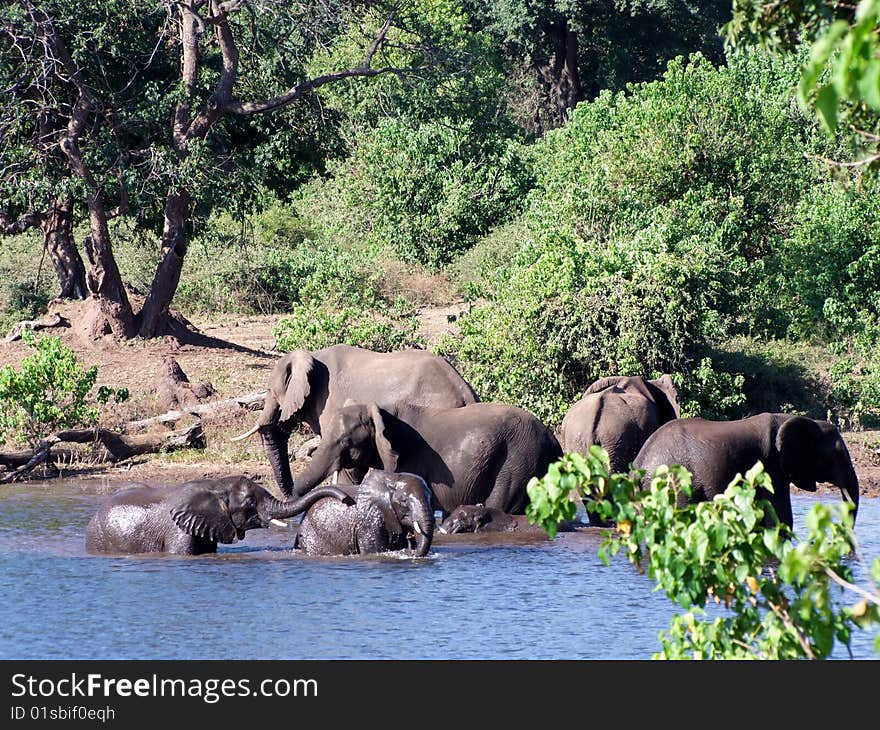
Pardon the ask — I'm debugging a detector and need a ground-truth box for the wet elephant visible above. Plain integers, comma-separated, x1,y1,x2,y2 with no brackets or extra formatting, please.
233,344,478,496
633,413,860,529
85,476,350,555
296,469,434,557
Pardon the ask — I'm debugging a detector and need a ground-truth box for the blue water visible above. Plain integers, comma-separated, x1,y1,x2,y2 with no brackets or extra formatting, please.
0,478,877,659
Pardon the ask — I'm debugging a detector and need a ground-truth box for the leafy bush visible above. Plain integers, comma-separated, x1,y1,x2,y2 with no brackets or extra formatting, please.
0,332,127,447
440,50,880,422
168,204,384,315
273,300,423,353
336,118,533,268
526,447,880,658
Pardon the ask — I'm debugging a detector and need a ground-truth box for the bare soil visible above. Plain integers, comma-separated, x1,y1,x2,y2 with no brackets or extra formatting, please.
0,299,468,494
1,299,878,500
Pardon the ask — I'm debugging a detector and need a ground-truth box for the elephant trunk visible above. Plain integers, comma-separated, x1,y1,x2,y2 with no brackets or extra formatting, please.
291,446,340,498
840,465,860,525
409,490,435,558
263,426,294,497
262,487,352,521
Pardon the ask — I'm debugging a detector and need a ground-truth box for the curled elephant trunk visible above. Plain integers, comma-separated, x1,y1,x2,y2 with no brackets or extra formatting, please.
408,490,435,558
263,486,352,521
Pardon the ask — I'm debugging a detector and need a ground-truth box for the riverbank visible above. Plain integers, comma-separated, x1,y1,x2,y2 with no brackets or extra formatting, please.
1,298,878,499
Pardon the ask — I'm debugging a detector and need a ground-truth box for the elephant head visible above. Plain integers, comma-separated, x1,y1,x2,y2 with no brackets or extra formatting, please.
775,416,859,522
438,504,518,534
292,403,399,497
232,351,326,497
357,469,434,557
166,475,350,544
584,374,681,421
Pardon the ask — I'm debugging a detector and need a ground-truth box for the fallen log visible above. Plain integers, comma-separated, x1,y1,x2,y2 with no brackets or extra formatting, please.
0,423,205,483
5,312,67,342
122,390,267,432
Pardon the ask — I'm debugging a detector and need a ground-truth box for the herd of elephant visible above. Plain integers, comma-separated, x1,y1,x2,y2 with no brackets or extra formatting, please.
85,343,861,557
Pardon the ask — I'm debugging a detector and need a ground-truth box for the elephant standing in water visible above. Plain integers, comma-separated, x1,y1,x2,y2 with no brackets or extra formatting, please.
233,344,478,496
85,476,350,555
633,413,860,529
560,375,681,474
296,469,434,557
292,402,563,515
438,505,519,534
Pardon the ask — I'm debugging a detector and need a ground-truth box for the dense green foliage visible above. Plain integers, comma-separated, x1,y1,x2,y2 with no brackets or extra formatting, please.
526,447,880,658
438,50,880,424
325,119,532,268
2,1,880,426
0,332,127,447
273,300,423,353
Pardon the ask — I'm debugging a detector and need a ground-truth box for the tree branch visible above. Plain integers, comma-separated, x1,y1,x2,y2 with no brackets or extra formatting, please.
0,211,44,234
225,65,411,116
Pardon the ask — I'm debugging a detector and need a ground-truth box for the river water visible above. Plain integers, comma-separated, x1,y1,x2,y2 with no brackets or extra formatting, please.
0,478,877,660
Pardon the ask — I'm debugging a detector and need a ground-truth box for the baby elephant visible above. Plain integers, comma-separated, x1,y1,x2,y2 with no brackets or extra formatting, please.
86,475,350,555
296,469,434,557
439,505,518,534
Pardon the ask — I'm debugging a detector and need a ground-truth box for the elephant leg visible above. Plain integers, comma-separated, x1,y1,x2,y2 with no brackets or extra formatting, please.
766,489,793,530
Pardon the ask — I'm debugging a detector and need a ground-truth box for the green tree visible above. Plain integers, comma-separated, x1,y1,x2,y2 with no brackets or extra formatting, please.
468,0,732,131
0,1,430,338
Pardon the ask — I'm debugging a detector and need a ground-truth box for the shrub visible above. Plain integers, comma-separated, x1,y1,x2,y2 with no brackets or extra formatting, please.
438,231,715,424
273,300,423,353
440,50,880,422
0,332,127,447
526,448,880,659
337,118,533,268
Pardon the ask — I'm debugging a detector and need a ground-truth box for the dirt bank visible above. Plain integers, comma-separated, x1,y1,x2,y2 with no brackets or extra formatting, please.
0,300,469,493
1,299,878,499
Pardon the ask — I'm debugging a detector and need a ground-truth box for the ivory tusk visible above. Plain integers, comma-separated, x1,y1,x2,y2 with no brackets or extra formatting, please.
437,525,447,534
414,520,424,535
332,471,338,485
269,519,288,528
230,423,260,442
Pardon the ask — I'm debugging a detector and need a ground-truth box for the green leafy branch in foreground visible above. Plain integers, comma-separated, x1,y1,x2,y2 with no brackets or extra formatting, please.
526,447,880,659
0,330,128,448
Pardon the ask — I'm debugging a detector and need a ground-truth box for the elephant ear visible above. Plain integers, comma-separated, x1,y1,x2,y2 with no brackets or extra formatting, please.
583,376,627,397
648,374,681,421
776,416,822,493
369,403,399,472
167,484,237,544
277,351,315,423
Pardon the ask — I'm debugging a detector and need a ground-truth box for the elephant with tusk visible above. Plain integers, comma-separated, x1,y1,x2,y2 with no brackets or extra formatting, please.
232,344,478,497
85,475,351,555
295,469,435,557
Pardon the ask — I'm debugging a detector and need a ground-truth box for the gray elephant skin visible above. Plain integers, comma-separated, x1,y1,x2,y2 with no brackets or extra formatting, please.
561,375,681,474
296,469,434,557
439,505,519,533
234,344,478,496
293,401,563,515
632,413,860,528
85,475,350,555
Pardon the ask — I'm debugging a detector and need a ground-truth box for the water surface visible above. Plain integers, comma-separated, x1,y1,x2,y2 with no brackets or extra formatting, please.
0,478,877,659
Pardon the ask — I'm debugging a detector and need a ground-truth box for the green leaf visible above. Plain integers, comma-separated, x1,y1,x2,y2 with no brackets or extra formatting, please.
815,84,840,134
857,59,880,111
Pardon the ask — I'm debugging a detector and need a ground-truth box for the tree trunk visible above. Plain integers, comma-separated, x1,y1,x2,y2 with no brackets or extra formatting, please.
42,197,86,300
138,188,190,338
538,17,582,126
